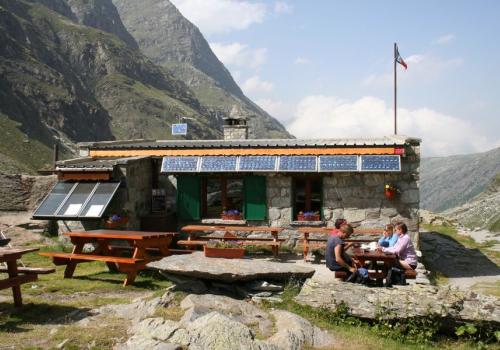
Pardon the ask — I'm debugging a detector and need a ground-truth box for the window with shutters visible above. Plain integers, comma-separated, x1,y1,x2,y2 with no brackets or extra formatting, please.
201,176,243,218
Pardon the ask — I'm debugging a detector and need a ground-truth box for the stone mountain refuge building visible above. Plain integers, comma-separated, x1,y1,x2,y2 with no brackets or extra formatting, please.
33,116,421,247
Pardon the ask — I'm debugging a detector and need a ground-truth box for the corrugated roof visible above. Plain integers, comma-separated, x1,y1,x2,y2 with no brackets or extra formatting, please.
80,135,420,150
56,156,150,170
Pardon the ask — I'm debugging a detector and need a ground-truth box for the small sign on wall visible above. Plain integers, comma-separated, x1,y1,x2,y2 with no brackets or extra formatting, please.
152,189,166,212
172,123,187,135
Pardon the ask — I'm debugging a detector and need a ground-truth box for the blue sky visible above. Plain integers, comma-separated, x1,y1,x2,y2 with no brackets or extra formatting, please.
171,0,500,157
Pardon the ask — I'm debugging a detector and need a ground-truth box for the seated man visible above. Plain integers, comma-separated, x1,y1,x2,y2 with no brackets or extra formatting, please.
325,224,357,278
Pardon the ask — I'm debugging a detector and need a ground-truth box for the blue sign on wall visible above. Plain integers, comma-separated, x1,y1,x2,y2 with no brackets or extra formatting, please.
172,123,187,135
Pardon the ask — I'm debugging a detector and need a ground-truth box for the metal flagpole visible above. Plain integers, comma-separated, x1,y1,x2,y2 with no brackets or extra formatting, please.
394,42,397,135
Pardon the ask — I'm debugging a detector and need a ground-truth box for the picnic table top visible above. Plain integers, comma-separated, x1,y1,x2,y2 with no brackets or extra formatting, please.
63,230,178,240
352,247,396,261
181,225,284,233
0,247,39,262
298,227,383,234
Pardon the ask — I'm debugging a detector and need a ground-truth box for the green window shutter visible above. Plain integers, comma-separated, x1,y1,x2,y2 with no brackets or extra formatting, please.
177,175,201,220
244,175,267,220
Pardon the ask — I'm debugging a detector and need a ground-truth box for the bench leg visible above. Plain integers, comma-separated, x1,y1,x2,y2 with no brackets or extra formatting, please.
64,240,85,278
123,271,137,286
7,261,22,307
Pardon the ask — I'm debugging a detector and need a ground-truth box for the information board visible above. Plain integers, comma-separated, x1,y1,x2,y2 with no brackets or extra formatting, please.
239,156,277,171
161,156,199,172
319,155,358,172
200,156,238,172
360,155,401,171
278,156,317,172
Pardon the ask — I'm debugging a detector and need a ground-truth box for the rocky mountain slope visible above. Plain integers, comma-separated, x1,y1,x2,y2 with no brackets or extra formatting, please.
443,173,500,232
420,147,500,212
0,0,289,174
112,0,291,139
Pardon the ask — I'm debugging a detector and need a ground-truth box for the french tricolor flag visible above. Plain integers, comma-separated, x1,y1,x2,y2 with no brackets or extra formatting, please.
395,45,407,70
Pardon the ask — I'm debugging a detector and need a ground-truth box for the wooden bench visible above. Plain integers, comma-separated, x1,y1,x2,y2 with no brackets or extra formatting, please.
0,267,55,274
334,269,417,280
180,225,284,257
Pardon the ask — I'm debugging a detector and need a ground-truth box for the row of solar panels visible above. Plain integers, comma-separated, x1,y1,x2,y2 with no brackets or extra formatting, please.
33,182,121,219
161,155,401,173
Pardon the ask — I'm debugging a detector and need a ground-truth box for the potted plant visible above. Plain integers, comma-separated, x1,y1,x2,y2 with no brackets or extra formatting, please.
204,240,245,259
297,211,320,221
221,209,242,220
104,211,129,229
384,184,399,200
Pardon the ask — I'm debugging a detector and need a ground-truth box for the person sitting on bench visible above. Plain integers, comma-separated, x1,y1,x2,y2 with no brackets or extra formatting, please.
380,222,418,271
329,218,348,237
326,224,357,278
377,224,398,248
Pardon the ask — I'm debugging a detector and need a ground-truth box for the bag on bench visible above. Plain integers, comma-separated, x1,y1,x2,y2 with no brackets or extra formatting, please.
345,267,371,285
385,267,407,287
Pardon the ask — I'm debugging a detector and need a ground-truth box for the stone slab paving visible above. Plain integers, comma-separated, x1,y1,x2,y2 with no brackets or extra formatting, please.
147,252,315,282
295,278,500,323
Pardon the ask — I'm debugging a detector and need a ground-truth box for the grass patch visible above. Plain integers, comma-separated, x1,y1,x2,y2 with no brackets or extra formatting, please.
470,281,500,298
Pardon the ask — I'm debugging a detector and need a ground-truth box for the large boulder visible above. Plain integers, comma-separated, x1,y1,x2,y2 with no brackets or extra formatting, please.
148,252,315,282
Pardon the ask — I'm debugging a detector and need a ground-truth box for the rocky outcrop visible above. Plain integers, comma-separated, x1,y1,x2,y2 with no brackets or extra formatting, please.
0,174,57,211
295,279,500,323
114,292,336,350
147,252,316,282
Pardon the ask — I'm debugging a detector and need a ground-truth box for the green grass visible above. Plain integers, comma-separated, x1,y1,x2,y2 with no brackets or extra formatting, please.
0,246,174,349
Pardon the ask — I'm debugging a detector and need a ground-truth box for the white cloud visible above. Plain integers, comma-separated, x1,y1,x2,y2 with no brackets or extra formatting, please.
294,57,310,65
362,54,464,87
171,0,266,34
274,1,293,14
255,98,295,123
242,76,274,95
286,95,495,157
433,34,456,45
210,42,267,69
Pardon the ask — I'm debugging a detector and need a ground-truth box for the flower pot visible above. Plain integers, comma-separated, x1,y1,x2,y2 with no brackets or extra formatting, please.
384,189,396,200
204,246,245,259
221,214,243,220
297,214,320,221
104,217,129,229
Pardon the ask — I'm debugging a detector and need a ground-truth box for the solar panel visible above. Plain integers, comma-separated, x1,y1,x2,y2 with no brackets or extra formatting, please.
319,155,358,172
161,156,199,172
239,156,277,171
361,155,401,171
279,156,317,172
32,182,76,218
56,182,97,217
200,156,238,172
80,182,121,218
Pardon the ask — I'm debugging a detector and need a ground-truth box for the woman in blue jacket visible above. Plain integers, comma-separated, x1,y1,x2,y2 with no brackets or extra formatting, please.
378,224,398,248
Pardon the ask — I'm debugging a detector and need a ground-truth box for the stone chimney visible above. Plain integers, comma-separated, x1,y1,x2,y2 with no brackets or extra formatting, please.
223,105,248,140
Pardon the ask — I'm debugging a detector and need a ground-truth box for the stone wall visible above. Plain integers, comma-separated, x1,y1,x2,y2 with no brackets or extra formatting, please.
264,144,420,245
117,157,153,229
223,125,248,140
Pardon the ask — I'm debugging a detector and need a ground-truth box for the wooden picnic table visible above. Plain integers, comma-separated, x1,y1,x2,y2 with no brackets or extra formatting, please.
0,247,39,307
40,230,177,286
179,225,284,257
298,227,382,260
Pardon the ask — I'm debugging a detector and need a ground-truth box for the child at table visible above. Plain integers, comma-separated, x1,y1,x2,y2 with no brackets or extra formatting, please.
377,224,398,248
